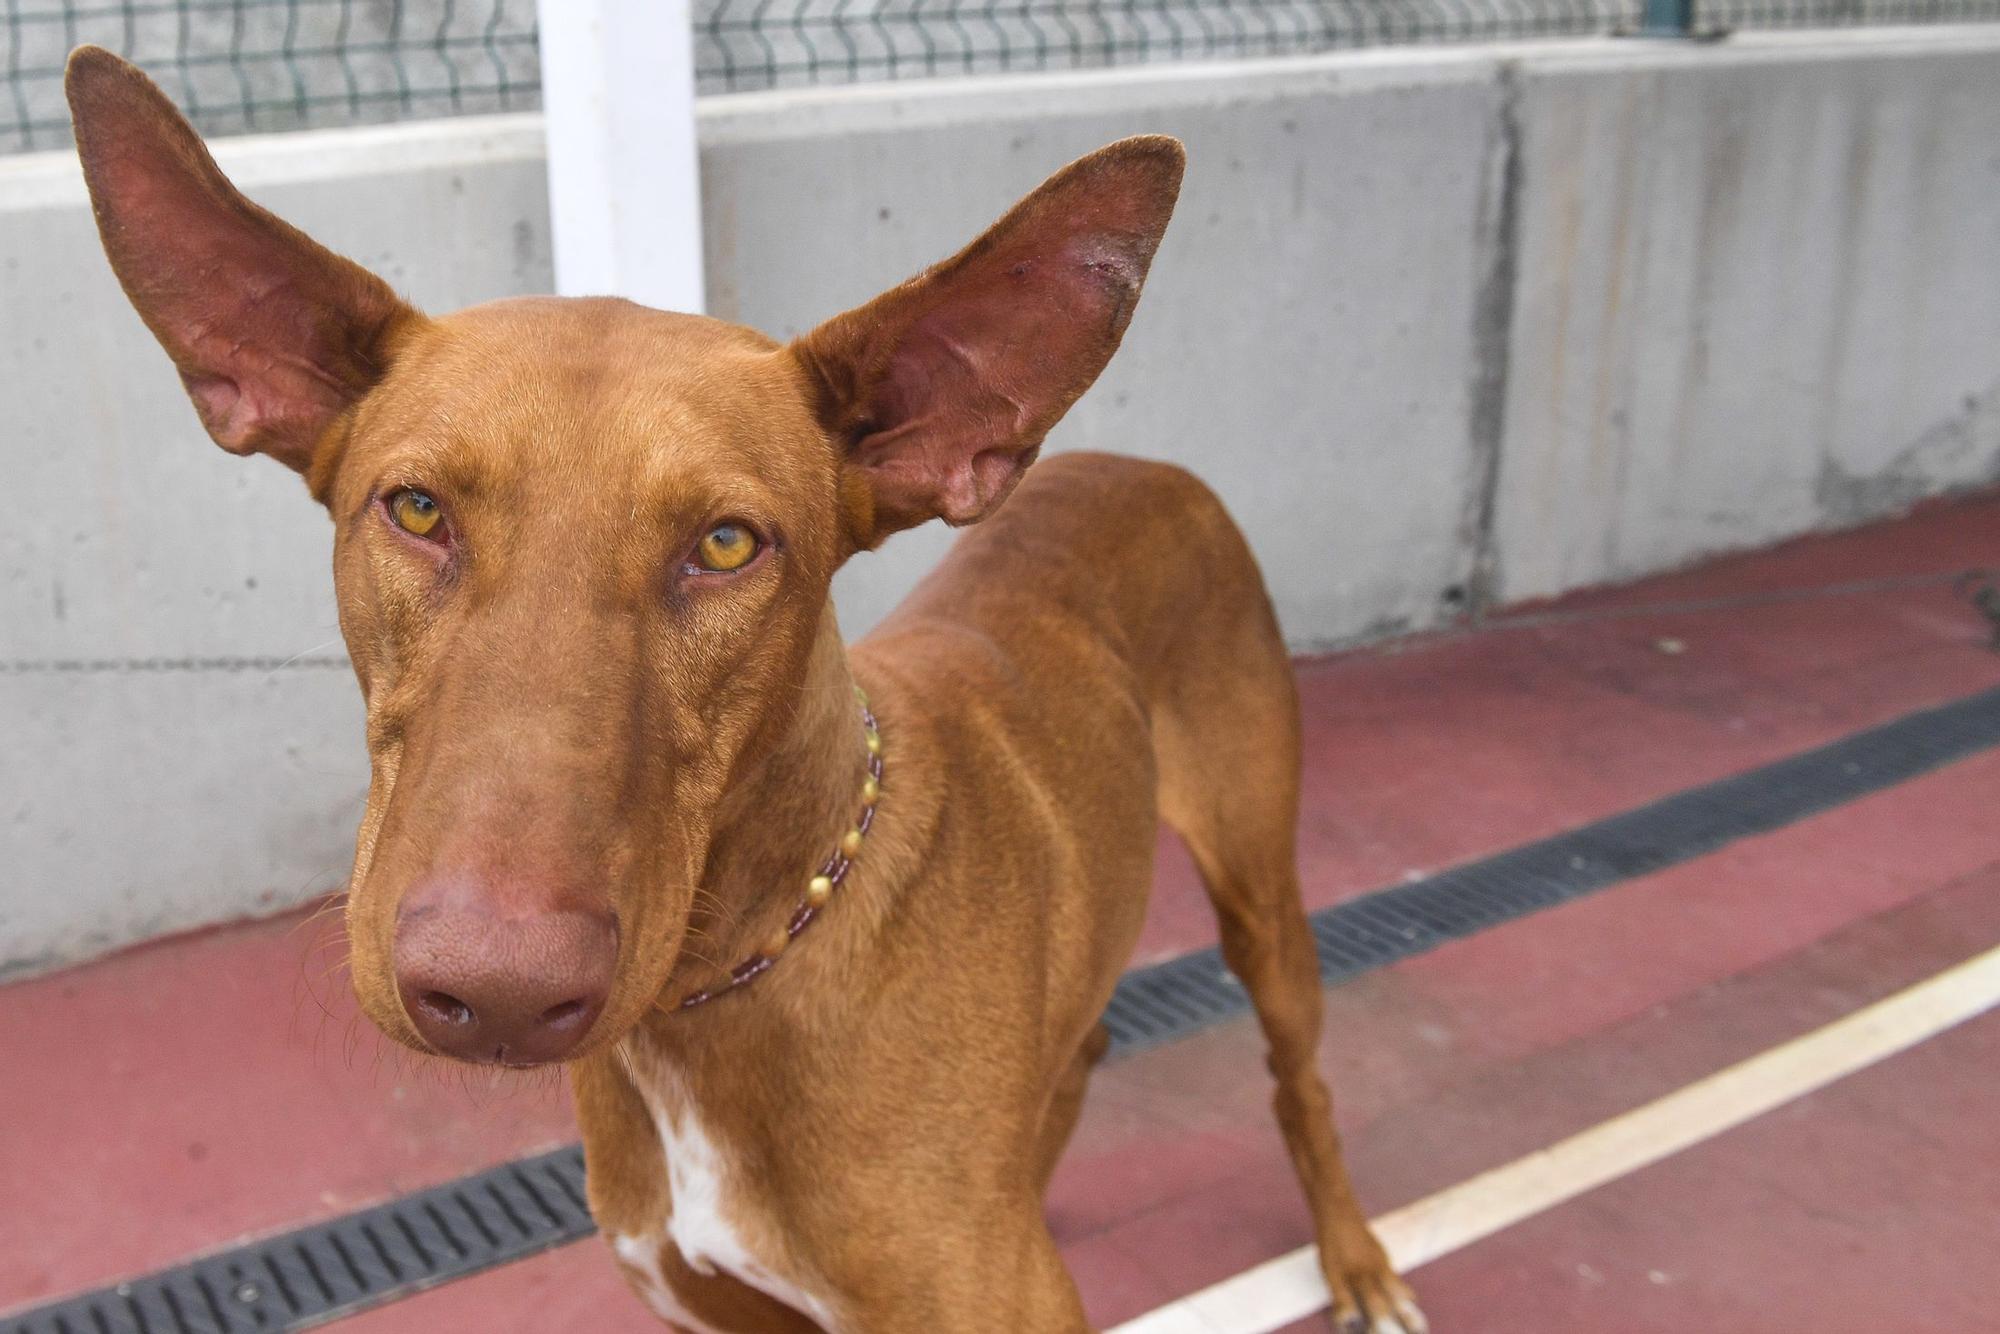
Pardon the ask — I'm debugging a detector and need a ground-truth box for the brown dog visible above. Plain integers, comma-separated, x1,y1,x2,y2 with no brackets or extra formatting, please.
66,45,1422,1334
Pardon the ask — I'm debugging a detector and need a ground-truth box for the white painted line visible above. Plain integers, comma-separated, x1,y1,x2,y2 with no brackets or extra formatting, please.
1110,942,2000,1334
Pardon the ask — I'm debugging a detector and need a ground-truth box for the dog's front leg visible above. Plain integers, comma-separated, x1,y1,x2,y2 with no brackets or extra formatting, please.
574,1051,669,1240
826,1202,1093,1334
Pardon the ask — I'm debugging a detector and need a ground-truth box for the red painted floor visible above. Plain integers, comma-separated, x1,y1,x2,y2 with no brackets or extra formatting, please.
1407,989,2000,1333
2,490,1997,1330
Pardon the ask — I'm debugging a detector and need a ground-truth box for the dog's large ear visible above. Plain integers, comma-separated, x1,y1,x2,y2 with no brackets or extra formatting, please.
792,135,1183,546
65,46,419,476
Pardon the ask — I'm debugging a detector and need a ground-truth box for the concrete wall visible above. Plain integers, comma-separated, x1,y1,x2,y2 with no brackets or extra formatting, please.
4,28,1997,976
0,120,557,975
1496,33,2000,597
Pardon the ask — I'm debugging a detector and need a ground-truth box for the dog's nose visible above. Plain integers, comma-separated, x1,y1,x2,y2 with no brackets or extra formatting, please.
392,896,618,1066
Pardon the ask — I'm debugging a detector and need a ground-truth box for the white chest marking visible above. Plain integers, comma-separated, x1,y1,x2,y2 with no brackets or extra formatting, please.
612,1231,727,1334
619,1055,840,1332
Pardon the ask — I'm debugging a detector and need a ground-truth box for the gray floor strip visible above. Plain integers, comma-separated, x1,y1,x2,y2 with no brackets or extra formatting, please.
1102,683,2000,1053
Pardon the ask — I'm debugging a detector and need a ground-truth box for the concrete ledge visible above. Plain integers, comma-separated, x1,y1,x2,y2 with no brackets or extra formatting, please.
0,112,547,208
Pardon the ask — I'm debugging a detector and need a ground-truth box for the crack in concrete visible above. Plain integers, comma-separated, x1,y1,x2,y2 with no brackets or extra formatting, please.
1463,59,1524,619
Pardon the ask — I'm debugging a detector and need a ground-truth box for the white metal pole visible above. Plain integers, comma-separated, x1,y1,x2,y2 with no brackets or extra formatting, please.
534,0,706,312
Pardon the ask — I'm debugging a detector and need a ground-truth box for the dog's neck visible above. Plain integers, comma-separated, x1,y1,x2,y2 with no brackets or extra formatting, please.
659,606,873,1009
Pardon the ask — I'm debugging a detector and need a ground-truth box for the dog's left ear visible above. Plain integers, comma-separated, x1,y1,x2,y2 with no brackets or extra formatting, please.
792,135,1184,547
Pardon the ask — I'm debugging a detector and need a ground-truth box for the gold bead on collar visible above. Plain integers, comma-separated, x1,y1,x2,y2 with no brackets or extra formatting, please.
672,687,883,1011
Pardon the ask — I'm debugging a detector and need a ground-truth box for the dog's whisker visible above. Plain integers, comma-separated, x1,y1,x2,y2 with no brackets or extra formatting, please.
274,637,344,670
345,1012,369,1073
294,972,340,1023
288,895,349,940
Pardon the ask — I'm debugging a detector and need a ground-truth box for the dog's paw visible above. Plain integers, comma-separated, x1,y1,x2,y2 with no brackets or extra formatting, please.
1327,1262,1426,1334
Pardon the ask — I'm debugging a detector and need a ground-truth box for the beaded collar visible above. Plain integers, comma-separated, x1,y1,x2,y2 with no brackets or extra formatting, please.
671,686,882,1011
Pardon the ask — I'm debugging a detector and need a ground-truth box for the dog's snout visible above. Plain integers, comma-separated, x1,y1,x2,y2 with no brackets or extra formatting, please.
392,890,618,1067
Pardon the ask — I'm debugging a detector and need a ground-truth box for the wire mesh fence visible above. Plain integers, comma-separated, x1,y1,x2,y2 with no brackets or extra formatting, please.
695,0,1637,92
3,1,539,152
6,0,1999,153
1698,0,1999,25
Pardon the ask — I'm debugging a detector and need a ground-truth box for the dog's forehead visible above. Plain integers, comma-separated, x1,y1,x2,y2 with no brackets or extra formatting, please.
353,296,822,501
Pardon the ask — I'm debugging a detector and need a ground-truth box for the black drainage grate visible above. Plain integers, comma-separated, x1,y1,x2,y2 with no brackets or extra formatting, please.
1101,682,2000,1054
5,1147,592,1333
9,682,2000,1331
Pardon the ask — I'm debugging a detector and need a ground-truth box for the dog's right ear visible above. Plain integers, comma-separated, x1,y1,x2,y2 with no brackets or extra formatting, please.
65,46,420,477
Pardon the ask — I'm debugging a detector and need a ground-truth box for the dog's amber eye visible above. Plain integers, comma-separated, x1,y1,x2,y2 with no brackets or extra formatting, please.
694,522,759,573
388,488,443,538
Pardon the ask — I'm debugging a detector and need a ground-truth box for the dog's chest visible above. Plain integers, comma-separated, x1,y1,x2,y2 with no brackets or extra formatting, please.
611,1061,837,1332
